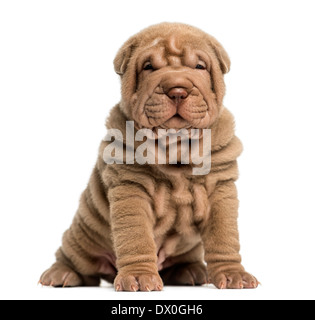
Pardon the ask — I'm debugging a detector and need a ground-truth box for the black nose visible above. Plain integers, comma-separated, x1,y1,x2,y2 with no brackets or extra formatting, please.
166,87,189,101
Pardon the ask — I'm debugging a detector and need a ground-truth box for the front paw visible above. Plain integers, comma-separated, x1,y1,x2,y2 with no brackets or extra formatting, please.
210,269,259,289
114,272,164,292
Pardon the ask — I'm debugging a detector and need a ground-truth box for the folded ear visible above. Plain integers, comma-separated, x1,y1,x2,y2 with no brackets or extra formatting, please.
205,35,230,107
207,35,231,74
114,37,138,76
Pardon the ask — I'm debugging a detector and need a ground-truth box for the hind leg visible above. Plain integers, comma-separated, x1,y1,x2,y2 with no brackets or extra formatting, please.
40,262,100,287
40,261,83,287
39,245,102,287
40,253,101,288
159,243,208,286
160,261,208,286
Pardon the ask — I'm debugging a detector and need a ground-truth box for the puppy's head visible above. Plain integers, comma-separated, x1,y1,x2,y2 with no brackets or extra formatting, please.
114,23,230,133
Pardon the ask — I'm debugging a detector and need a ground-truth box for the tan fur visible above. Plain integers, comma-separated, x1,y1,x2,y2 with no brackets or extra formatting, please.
40,23,258,290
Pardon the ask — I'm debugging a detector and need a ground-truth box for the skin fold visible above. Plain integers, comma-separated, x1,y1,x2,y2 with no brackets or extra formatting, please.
40,23,258,291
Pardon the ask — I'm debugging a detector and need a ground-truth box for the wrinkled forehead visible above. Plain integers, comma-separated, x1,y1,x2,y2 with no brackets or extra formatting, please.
136,34,211,69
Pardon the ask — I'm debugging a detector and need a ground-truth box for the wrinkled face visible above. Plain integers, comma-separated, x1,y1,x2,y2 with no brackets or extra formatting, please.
115,24,230,134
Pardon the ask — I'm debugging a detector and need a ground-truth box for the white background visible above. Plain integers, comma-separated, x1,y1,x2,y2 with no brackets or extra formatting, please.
1,0,315,300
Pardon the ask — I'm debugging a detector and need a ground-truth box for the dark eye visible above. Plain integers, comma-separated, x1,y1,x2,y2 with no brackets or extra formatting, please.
143,63,154,71
196,64,206,70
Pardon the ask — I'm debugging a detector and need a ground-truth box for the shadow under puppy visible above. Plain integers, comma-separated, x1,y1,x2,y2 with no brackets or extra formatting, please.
40,23,258,291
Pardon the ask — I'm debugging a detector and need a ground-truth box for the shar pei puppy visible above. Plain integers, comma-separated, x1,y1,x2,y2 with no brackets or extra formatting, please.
40,23,258,291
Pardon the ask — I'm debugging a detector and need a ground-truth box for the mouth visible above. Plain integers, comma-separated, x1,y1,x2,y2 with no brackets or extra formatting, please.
149,113,196,140
161,113,191,130
172,114,184,120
